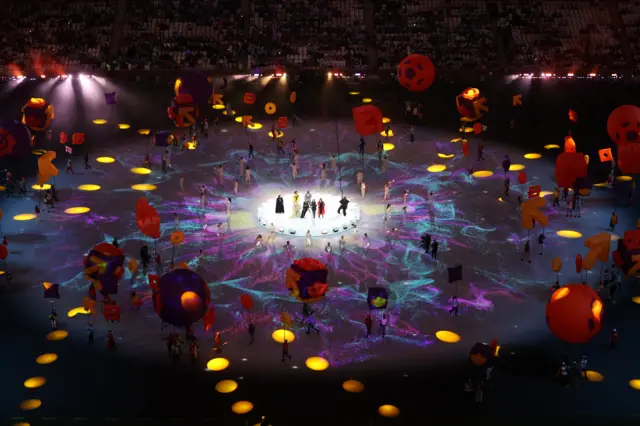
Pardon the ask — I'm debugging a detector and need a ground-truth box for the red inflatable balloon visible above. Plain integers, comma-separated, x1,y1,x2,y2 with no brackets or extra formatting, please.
240,293,254,311
135,197,161,239
606,105,640,145
473,122,483,135
618,143,640,174
575,254,583,273
397,54,436,92
555,152,587,188
0,244,8,260
517,171,526,185
546,284,602,344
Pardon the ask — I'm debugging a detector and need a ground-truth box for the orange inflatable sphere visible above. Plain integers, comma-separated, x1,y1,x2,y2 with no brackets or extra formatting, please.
545,284,603,344
180,291,203,312
606,105,640,145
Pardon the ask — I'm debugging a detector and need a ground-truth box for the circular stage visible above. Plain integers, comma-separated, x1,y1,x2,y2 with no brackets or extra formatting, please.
257,193,360,237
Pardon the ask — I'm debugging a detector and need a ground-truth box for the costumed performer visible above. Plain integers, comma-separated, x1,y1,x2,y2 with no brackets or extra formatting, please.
276,195,285,214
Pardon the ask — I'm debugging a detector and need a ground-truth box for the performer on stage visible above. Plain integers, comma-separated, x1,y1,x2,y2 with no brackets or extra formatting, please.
301,200,310,218
291,191,301,218
318,198,325,218
311,199,317,218
305,230,312,247
304,190,312,204
275,195,285,214
338,196,349,216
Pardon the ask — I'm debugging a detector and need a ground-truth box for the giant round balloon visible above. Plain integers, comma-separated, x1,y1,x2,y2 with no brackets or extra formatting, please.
174,71,214,105
469,342,494,366
397,54,436,92
545,284,603,344
607,105,640,145
153,269,210,327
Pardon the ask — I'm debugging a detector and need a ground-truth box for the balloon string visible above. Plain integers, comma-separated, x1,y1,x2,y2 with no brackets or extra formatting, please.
335,116,343,198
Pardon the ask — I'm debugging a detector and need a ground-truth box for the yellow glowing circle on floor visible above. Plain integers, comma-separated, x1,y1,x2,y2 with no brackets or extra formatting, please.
498,197,504,202
472,170,493,178
460,116,476,123
305,356,330,371
207,357,230,371
13,423,30,426
137,129,151,135
381,130,394,137
362,98,373,103
234,116,243,123
427,164,447,173
629,380,640,390
187,142,197,150
271,329,296,344
0,185,4,191
268,130,284,138
450,138,466,143
97,156,116,164
349,91,360,95
215,380,238,394
342,380,365,393
20,399,41,411
556,230,583,239
459,127,474,133
14,214,36,221
435,330,461,343
585,371,604,382
32,183,51,190
67,306,89,318
131,167,151,175
47,330,68,341
231,401,254,415
616,175,633,182
24,377,46,389
540,191,553,197
383,143,395,151
378,405,400,418
117,123,131,130
509,164,525,171
32,149,47,156
438,153,455,159
382,117,391,124
632,296,640,304
92,119,107,125
594,182,608,187
223,109,236,116
524,153,542,160
64,207,90,215
131,184,157,191
247,122,263,131
212,104,225,110
78,184,101,191
544,144,560,150
36,353,58,365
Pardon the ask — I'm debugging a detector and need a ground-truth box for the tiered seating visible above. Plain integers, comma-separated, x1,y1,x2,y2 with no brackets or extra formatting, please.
249,0,367,69
0,0,633,73
118,0,245,70
1,0,114,74
374,0,497,70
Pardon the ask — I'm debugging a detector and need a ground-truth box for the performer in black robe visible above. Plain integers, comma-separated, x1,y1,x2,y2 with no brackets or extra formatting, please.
337,196,349,216
311,199,317,218
275,195,285,214
301,200,310,218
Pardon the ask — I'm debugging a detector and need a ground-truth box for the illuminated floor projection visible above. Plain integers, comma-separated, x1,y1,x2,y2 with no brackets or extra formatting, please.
257,194,360,237
2,116,635,421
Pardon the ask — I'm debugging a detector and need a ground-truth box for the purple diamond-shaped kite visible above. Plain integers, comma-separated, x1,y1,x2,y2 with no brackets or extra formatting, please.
104,92,117,105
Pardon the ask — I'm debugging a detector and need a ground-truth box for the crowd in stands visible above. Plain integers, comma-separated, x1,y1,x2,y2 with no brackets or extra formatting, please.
0,0,635,74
